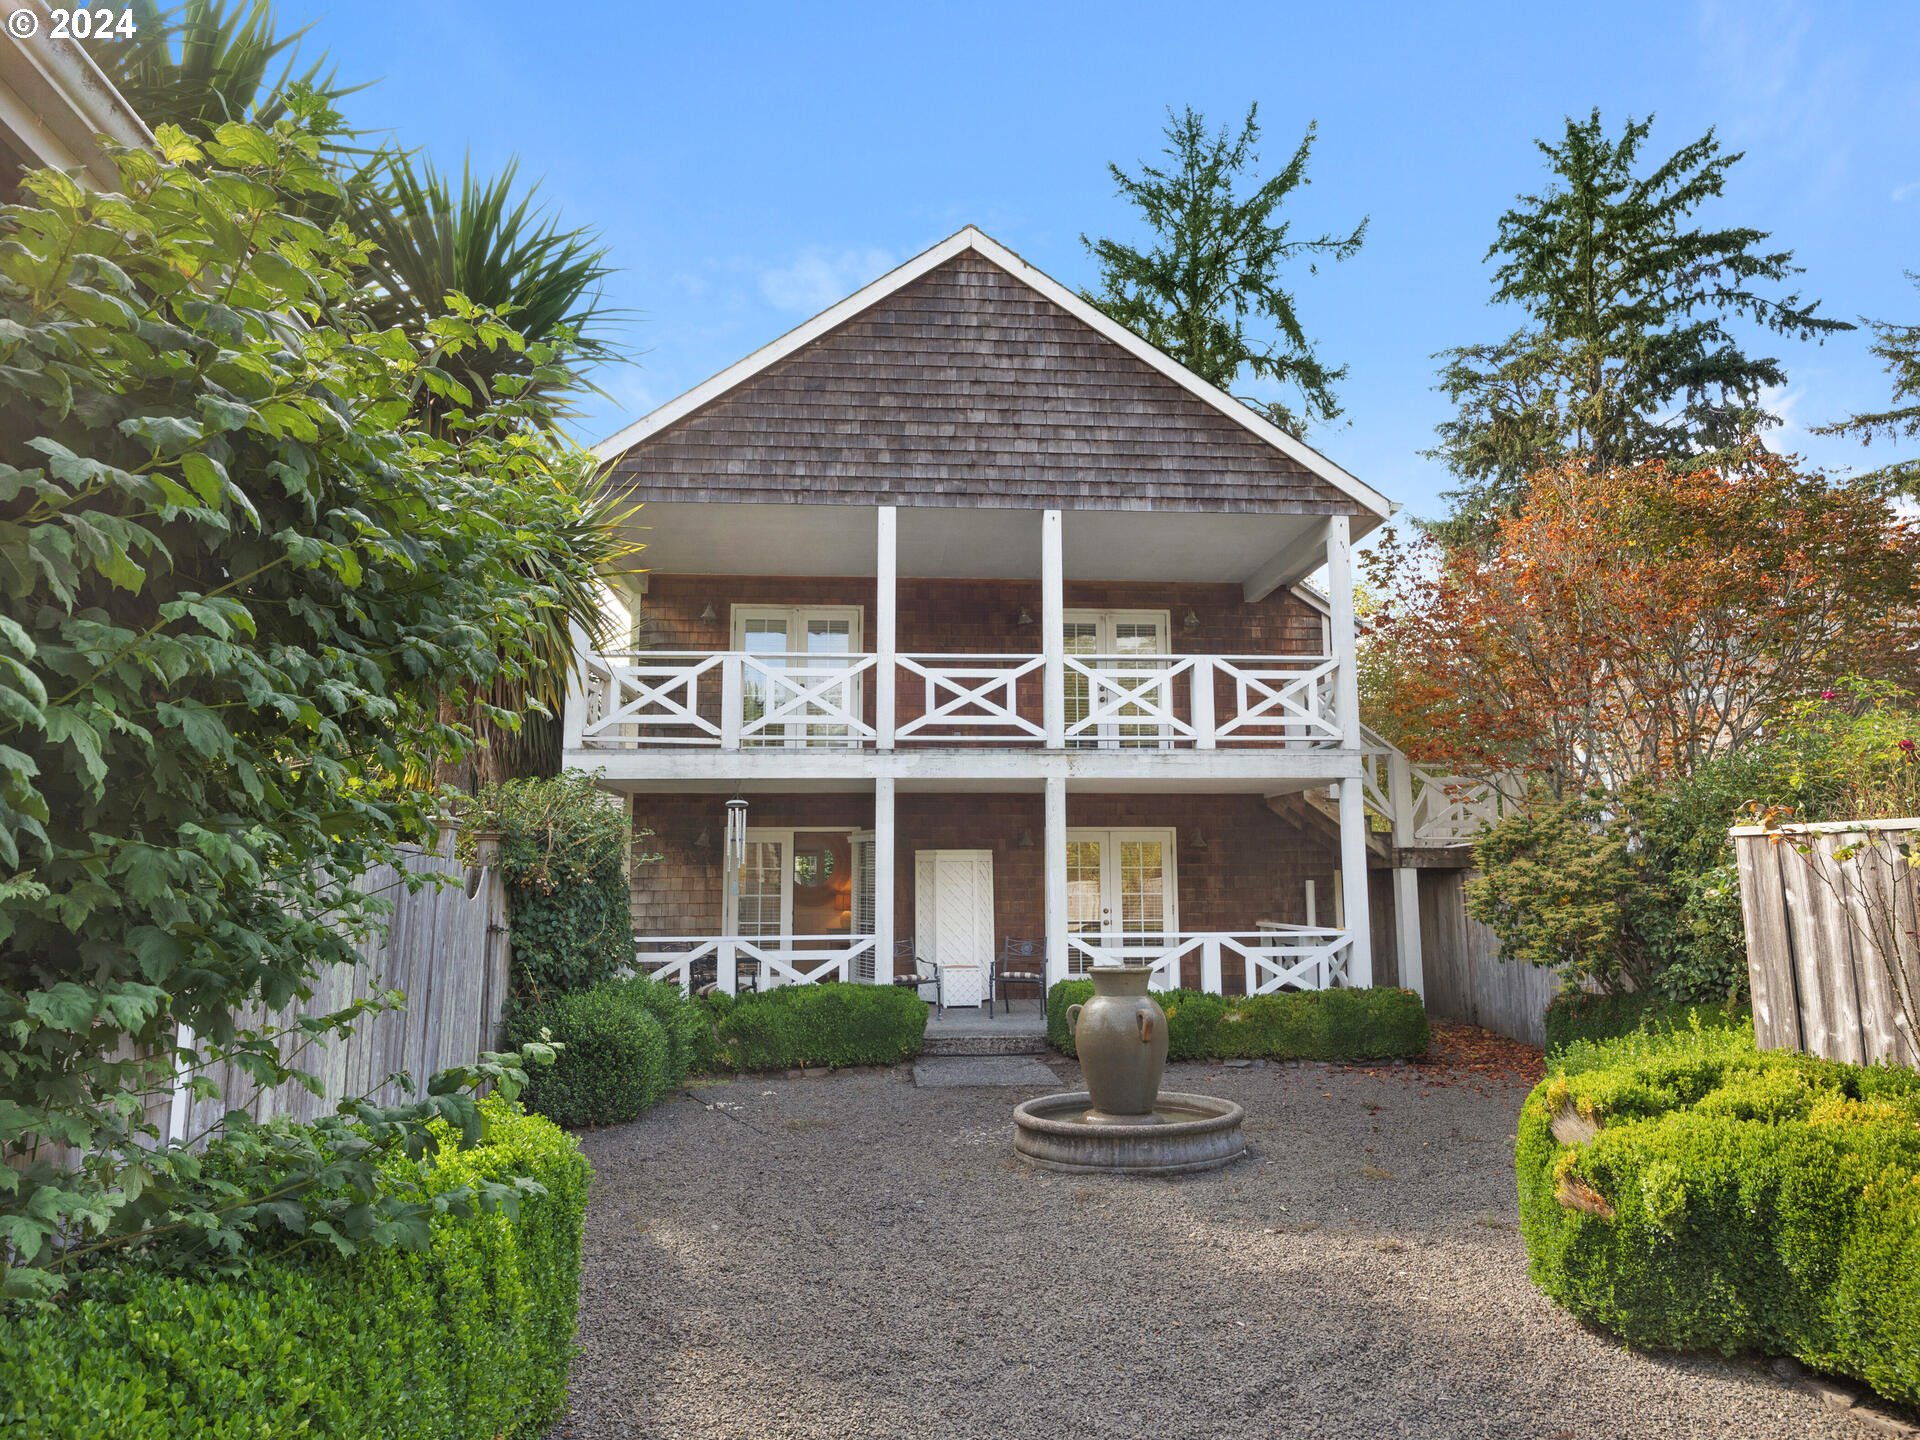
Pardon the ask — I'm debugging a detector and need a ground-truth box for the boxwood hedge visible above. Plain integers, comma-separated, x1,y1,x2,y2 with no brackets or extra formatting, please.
706,983,928,1070
1542,989,1751,1055
1517,1025,1920,1404
1045,980,1429,1062
505,976,687,1128
0,1100,590,1439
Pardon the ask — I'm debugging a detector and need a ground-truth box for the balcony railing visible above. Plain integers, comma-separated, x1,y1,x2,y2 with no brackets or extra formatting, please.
577,649,1345,752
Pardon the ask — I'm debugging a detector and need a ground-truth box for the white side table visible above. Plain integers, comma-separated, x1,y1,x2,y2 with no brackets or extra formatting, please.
941,962,984,1009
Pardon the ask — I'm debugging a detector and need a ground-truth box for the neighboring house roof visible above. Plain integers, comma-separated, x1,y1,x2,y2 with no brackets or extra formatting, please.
596,227,1393,528
0,3,150,194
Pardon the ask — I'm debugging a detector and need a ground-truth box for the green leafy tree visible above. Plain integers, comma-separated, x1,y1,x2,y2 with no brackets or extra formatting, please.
1082,104,1366,434
1814,272,1920,498
0,119,599,1298
1432,110,1849,545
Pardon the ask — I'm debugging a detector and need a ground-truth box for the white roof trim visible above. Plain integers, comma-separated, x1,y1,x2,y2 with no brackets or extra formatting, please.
592,225,1394,522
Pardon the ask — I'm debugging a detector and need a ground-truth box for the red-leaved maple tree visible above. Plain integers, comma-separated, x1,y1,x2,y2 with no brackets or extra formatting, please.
1363,451,1920,792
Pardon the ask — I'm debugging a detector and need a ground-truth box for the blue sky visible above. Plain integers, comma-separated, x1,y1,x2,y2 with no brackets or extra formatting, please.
307,0,1919,524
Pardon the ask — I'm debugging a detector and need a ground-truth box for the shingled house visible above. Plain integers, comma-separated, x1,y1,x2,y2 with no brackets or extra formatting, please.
566,227,1498,1010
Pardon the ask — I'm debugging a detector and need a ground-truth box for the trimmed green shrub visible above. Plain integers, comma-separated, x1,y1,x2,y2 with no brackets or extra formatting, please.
626,975,715,1080
475,772,642,1001
1543,991,1752,1056
1517,1025,1920,1405
506,980,672,1128
1046,981,1429,1062
710,984,928,1071
0,1101,590,1439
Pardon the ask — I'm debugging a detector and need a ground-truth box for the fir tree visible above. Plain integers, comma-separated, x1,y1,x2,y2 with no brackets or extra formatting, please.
1082,104,1366,435
1431,110,1849,545
1813,272,1920,499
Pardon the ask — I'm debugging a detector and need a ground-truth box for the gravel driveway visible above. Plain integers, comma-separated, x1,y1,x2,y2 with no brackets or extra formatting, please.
554,1045,1867,1440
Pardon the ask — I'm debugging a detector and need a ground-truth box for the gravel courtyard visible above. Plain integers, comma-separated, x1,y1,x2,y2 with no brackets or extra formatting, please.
554,1038,1866,1440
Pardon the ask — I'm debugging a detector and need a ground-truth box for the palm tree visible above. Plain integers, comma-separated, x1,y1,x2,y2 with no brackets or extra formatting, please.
101,0,362,137
356,155,619,433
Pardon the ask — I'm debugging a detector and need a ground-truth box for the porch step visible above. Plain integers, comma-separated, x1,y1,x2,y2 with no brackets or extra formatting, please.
922,1033,1051,1058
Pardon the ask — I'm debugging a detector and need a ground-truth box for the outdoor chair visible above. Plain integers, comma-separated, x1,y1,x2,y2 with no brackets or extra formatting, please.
854,937,942,1013
993,936,1048,1016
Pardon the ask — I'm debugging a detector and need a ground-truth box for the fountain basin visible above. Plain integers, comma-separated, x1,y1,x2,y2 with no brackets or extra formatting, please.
1012,1090,1247,1175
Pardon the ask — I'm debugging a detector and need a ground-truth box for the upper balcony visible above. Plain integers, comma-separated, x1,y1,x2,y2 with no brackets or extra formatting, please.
575,647,1342,753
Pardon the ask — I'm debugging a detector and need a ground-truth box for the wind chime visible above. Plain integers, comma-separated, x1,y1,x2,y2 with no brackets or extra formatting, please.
720,794,749,935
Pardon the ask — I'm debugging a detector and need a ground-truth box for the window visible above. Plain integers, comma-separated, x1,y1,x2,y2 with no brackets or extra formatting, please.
731,605,864,746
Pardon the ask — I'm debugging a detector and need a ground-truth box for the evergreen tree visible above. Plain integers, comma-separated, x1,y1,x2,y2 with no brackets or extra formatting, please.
1813,272,1920,498
1082,104,1366,435
1431,110,1849,545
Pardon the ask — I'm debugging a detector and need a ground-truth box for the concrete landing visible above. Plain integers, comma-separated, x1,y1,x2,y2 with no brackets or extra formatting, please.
922,1004,1049,1057
912,1056,1060,1089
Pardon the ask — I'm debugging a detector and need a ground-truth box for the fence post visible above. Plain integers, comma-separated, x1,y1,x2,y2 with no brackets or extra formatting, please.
1200,937,1222,994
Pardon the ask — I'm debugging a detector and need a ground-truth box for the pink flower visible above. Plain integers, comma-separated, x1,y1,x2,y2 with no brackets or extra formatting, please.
1820,689,1840,701
1900,738,1917,755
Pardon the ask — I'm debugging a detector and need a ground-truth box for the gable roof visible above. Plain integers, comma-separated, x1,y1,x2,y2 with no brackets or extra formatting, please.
594,227,1393,526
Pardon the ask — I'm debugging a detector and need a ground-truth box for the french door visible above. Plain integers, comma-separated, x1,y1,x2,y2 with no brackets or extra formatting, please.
1064,828,1177,955
735,828,863,939
1062,610,1171,748
732,606,862,746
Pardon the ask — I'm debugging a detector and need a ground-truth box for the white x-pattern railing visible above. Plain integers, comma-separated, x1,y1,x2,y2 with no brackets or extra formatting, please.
896,653,1046,742
740,654,875,747
1064,928,1354,993
577,650,1348,751
1211,655,1343,745
1408,769,1513,844
632,934,880,994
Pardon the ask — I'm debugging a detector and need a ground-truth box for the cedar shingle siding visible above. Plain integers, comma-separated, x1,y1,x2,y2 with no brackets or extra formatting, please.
606,251,1362,514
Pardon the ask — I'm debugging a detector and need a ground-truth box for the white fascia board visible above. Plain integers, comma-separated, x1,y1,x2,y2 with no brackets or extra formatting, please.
592,225,1396,525
1,8,151,186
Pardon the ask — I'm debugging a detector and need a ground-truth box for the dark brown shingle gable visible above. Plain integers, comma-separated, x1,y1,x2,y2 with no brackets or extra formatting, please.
601,236,1387,519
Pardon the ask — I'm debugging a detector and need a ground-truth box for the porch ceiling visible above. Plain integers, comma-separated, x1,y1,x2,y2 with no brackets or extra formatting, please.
619,501,1331,587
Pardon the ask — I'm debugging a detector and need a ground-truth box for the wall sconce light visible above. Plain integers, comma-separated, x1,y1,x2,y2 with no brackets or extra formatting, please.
1182,608,1201,631
693,827,713,854
1015,825,1036,849
698,601,719,623
1187,831,1209,854
1014,607,1036,627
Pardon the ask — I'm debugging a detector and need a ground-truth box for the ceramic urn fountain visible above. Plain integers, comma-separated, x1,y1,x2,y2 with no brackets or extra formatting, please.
1012,965,1246,1175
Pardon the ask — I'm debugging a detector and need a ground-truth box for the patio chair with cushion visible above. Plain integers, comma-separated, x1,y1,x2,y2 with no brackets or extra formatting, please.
993,936,1048,1016
855,937,942,1013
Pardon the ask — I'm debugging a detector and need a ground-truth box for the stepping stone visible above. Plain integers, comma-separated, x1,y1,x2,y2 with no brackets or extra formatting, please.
912,1056,1059,1089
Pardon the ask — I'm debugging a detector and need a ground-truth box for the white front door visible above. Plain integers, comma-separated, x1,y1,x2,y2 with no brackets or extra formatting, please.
1064,828,1178,962
914,849,994,1008
1062,609,1171,748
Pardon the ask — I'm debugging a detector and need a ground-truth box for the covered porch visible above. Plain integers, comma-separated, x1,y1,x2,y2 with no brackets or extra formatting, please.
620,782,1386,1004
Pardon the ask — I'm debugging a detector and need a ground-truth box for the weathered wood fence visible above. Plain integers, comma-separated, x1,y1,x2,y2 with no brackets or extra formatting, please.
167,835,511,1142
1733,820,1919,1069
1416,868,1558,1048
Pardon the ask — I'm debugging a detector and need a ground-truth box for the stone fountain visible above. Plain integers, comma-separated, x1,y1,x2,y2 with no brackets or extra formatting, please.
1012,965,1246,1175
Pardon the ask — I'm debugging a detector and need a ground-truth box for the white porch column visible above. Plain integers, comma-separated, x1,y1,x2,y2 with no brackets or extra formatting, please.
1337,774,1374,987
1044,774,1068,986
1326,514,1361,751
1041,509,1064,749
873,777,895,984
1386,750,1425,998
876,505,897,750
